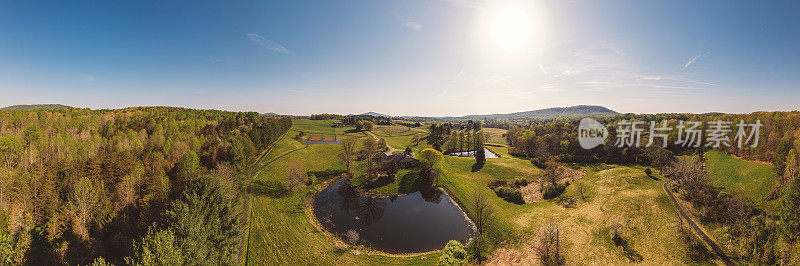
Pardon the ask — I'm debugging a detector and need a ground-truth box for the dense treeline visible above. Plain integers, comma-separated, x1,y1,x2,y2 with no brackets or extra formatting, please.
427,121,484,154
503,112,800,168
309,113,344,120
342,115,391,126
0,107,290,265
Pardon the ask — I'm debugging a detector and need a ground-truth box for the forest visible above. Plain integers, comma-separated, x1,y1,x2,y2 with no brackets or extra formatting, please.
0,107,291,265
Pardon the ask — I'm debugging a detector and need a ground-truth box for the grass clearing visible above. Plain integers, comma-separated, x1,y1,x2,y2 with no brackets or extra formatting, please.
704,150,776,210
482,127,508,147
486,165,711,265
248,120,716,265
290,119,368,139
371,124,428,152
247,136,437,265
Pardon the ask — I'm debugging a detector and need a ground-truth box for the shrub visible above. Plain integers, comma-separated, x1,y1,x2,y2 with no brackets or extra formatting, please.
493,187,524,204
306,174,316,186
530,157,547,168
541,183,567,200
514,178,528,187
437,240,467,265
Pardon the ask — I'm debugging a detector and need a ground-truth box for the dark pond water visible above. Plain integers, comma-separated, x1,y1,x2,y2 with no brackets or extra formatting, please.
313,178,476,253
449,148,499,158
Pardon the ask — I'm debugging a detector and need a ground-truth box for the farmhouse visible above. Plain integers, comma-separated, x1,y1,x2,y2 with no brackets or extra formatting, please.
376,152,418,169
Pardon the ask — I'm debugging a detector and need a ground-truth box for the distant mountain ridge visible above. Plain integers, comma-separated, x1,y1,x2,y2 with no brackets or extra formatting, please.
459,105,618,120
0,104,72,111
360,112,389,117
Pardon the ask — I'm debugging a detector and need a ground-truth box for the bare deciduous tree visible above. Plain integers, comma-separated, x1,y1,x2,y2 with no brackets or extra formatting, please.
470,187,494,262
340,139,356,173
536,219,564,266
473,188,493,235
661,156,708,203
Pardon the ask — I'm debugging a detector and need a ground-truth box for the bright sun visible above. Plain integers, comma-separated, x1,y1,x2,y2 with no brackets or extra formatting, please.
483,0,541,54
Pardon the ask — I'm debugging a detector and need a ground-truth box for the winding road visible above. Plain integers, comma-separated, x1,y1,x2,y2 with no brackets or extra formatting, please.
364,131,405,155
663,182,734,266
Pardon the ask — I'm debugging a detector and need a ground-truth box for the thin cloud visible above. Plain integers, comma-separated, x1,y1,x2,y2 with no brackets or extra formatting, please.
80,74,97,81
682,54,703,70
634,75,662,80
403,20,422,30
245,33,292,54
442,0,482,9
394,14,422,31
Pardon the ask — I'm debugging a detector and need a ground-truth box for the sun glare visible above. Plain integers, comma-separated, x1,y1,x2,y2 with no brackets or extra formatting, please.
483,0,542,54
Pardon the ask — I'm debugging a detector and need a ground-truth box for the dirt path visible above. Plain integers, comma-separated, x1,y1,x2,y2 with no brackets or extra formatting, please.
256,144,310,171
365,131,405,155
242,131,286,263
253,132,287,166
663,182,734,266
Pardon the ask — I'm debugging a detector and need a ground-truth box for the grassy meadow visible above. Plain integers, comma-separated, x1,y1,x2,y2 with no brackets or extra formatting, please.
704,150,776,210
246,119,733,265
290,119,368,139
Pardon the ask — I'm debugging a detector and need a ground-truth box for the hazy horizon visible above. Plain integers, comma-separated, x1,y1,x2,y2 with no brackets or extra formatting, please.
5,102,800,118
2,0,799,116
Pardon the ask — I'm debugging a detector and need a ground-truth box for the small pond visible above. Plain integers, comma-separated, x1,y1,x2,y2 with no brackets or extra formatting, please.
313,178,476,253
448,148,499,158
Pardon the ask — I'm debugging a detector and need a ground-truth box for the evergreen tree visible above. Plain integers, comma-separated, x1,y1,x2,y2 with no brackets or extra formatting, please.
126,228,184,265
165,175,241,265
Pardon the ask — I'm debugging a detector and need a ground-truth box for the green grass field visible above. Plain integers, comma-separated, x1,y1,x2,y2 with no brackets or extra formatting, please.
247,119,713,265
370,124,429,152
704,150,776,208
685,150,780,259
290,119,368,139
482,127,508,147
247,136,437,265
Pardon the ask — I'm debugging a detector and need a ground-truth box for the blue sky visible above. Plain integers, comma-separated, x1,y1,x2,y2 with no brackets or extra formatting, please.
1,0,798,116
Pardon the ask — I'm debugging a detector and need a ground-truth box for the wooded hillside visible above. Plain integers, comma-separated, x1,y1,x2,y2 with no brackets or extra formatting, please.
0,107,290,265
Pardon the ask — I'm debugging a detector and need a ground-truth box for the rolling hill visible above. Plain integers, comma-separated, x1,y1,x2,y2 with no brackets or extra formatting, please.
360,112,389,117
459,105,618,119
0,104,72,111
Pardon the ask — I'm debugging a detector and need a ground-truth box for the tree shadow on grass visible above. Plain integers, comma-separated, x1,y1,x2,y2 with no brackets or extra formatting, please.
612,235,644,262
680,228,716,264
471,162,484,172
249,179,289,198
308,169,344,182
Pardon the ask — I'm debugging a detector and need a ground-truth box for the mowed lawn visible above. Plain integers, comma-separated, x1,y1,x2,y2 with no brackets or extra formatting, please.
703,150,777,211
290,119,368,139
246,135,436,265
370,124,428,152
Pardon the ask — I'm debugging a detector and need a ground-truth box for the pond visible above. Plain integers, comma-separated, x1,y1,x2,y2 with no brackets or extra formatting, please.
313,178,476,253
448,148,499,158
